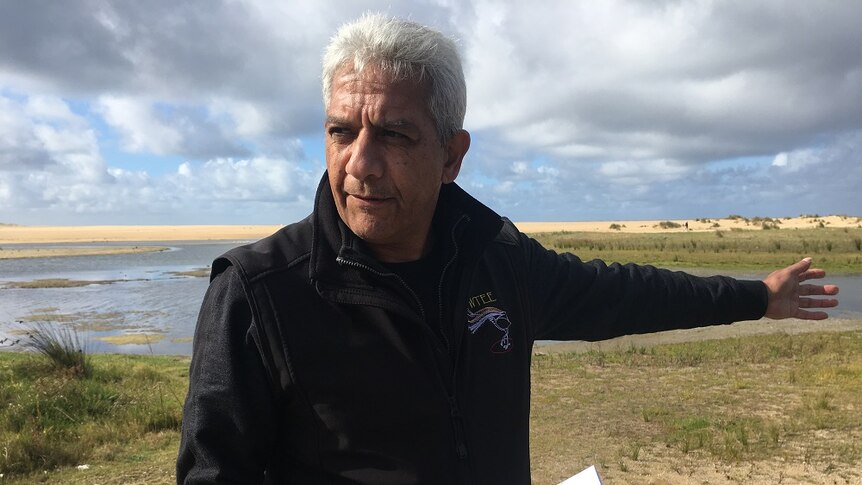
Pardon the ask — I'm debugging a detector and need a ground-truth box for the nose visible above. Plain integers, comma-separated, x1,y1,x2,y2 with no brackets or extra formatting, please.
345,130,385,181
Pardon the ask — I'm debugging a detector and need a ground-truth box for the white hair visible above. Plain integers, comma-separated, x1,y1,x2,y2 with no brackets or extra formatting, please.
322,13,467,141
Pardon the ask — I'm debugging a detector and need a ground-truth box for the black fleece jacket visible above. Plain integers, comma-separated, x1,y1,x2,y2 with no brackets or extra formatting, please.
177,175,767,484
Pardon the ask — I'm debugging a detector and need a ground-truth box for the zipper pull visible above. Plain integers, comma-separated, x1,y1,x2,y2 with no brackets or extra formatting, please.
448,396,469,459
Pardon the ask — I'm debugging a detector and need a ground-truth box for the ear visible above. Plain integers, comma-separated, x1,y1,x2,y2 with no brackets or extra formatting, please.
441,130,470,184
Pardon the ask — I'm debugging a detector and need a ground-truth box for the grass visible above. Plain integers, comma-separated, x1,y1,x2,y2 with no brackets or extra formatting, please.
0,352,188,483
530,330,862,483
22,322,91,378
530,227,862,273
1,330,860,483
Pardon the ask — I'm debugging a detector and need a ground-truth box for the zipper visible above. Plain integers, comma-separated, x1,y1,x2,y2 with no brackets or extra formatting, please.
336,216,474,465
335,256,427,324
437,214,468,358
448,396,469,459
440,215,471,462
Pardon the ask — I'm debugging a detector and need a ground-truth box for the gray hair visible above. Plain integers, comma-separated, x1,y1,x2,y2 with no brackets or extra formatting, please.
322,13,466,142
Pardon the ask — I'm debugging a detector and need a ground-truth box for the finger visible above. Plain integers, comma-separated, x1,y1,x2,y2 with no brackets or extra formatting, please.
795,309,830,320
798,269,826,281
799,284,840,296
788,257,814,275
798,297,839,308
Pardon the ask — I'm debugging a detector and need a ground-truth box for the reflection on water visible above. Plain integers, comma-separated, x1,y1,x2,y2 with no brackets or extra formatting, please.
1,243,860,356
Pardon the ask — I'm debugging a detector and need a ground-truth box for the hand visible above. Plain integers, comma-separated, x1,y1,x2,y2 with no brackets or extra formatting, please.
763,257,839,320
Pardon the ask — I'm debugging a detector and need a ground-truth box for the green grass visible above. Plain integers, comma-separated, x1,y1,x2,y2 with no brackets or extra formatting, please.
530,227,862,273
0,352,188,483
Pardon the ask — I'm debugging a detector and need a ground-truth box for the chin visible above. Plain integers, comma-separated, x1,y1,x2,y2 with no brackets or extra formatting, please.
346,219,393,244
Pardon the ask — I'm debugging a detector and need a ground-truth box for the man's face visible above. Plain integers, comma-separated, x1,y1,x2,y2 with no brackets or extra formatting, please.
325,65,468,262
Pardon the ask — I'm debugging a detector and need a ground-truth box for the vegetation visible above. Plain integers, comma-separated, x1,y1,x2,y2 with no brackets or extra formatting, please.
530,330,862,483
0,352,187,483
22,322,91,378
530,227,862,273
2,330,860,483
657,220,682,229
3,279,119,289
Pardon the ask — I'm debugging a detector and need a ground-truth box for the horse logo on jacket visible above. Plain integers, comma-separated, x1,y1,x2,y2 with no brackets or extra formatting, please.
467,306,513,354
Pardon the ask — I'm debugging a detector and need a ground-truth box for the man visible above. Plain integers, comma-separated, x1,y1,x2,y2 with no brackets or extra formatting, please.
177,14,839,484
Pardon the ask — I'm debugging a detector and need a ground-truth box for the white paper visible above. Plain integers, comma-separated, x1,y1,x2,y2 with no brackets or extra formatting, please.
557,465,603,485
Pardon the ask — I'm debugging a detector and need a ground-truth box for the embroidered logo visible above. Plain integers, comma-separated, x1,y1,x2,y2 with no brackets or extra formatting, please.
467,306,513,354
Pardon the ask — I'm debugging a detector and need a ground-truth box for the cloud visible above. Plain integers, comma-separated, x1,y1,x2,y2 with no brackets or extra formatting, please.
97,96,250,160
170,157,318,203
0,1,860,224
458,1,862,166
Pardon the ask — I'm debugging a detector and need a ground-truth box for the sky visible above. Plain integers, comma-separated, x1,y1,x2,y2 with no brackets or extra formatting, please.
1,0,860,225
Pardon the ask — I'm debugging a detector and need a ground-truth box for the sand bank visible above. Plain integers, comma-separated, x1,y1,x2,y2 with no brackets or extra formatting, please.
0,224,284,245
0,246,169,260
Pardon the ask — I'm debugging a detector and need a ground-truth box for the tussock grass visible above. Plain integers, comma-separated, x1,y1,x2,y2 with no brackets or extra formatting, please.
531,227,862,273
23,322,91,377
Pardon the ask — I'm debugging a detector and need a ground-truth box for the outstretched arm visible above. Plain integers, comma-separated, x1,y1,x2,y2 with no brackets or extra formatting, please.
763,257,839,320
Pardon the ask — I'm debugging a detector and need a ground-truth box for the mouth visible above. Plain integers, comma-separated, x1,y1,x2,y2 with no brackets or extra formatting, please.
348,193,393,206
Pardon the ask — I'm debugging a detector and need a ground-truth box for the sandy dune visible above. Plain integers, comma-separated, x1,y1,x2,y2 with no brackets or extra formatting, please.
0,215,858,247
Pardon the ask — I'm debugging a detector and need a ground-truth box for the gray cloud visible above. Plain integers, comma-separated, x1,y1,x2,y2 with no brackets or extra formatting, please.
0,0,859,224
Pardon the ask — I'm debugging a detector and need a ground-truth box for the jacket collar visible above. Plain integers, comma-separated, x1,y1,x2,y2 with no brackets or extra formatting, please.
309,172,503,286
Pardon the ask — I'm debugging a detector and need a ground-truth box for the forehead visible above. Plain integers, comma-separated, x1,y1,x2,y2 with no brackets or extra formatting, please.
327,65,431,120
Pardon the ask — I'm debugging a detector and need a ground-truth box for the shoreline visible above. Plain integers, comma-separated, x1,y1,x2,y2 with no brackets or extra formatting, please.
1,215,859,245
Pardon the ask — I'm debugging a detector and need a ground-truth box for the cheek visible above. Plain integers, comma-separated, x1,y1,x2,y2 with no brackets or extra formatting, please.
325,145,345,173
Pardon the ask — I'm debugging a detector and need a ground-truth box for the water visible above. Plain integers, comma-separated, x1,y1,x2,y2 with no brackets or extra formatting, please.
0,241,247,355
1,245,860,356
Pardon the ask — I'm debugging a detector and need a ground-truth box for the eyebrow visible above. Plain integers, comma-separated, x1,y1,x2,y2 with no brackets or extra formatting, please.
325,116,418,132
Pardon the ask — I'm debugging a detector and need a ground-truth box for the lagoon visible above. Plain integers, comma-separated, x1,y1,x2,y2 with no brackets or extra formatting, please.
1,241,860,356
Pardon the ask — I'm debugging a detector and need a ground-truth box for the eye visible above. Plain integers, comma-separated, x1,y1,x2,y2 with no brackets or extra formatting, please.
328,126,351,139
382,129,407,139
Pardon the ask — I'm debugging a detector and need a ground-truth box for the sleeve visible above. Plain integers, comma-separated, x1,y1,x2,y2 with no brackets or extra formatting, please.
176,265,277,484
519,233,769,342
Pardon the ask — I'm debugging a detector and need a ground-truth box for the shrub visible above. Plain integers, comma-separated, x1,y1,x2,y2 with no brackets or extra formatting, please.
609,223,622,231
658,221,682,229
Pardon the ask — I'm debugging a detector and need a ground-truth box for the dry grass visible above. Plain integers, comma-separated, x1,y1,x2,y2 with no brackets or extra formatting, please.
531,331,862,484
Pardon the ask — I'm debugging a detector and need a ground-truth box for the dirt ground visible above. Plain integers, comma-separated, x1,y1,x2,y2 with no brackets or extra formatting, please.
539,318,862,484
